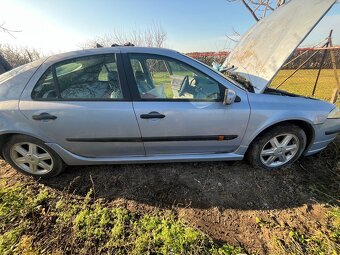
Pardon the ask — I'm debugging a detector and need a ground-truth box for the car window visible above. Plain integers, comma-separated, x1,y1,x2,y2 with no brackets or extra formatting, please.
128,54,221,101
56,54,123,99
31,67,58,99
32,54,124,100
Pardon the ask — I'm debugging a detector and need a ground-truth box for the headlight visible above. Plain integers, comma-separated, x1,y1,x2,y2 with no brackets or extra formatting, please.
328,107,340,119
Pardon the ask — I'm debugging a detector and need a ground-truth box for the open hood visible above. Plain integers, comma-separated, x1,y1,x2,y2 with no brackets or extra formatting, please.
222,0,337,93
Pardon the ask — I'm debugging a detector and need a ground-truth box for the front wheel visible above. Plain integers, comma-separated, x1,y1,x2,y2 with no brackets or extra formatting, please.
247,124,307,170
3,135,65,178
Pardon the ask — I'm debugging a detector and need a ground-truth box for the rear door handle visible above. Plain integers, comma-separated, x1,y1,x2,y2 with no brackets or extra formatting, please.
32,112,57,120
140,111,166,119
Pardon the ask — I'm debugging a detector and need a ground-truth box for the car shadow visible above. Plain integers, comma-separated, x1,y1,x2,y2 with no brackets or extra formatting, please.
39,141,339,211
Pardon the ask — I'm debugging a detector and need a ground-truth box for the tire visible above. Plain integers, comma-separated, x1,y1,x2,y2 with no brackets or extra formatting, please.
2,135,65,178
247,124,307,170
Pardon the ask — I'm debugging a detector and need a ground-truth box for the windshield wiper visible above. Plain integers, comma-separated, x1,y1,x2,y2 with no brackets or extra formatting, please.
211,62,255,92
222,70,255,93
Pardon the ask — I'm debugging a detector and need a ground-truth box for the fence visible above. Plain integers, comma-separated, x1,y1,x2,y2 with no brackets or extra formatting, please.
186,52,229,67
187,43,340,104
270,44,340,104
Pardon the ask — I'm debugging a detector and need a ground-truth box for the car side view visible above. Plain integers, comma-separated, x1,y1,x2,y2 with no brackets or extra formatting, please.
0,0,339,178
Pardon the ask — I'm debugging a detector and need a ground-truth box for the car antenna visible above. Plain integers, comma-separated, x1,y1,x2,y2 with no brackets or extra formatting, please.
96,43,103,48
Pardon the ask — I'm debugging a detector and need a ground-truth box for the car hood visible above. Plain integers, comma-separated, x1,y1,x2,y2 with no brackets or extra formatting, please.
222,0,337,94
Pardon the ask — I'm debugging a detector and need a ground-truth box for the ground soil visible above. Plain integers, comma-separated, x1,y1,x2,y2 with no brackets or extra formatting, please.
1,138,339,254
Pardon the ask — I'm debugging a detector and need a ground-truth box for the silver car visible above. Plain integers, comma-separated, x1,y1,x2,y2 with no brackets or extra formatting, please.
0,0,339,178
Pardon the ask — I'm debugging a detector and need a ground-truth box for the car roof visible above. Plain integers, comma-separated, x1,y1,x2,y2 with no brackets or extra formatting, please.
46,47,181,64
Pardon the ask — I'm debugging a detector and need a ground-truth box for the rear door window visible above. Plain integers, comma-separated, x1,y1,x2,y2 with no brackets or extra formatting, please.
32,54,124,100
56,55,123,99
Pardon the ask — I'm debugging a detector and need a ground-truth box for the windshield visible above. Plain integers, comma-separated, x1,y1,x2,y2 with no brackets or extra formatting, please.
183,54,251,92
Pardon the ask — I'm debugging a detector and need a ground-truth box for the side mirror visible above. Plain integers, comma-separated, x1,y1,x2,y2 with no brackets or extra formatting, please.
223,89,237,105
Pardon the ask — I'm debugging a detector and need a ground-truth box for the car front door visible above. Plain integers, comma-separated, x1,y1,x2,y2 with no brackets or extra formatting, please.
124,53,250,155
19,53,144,158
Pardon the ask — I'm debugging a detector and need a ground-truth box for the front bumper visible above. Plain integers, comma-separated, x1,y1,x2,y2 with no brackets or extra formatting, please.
304,118,340,156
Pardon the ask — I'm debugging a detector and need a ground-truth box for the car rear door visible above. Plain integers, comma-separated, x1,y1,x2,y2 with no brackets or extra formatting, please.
19,53,145,158
123,52,250,155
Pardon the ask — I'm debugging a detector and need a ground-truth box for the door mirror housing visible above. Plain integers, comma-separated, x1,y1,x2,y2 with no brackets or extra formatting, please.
223,89,237,105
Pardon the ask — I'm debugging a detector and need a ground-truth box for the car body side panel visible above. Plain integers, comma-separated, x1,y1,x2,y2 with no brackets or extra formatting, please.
240,93,336,151
304,118,340,156
132,100,250,155
18,101,145,157
0,58,47,100
46,142,244,165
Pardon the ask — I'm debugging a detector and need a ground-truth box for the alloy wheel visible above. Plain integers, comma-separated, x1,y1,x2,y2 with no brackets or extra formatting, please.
10,142,54,174
260,134,300,168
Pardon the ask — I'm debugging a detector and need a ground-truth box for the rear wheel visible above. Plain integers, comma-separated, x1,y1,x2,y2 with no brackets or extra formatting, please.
3,135,65,178
247,124,307,170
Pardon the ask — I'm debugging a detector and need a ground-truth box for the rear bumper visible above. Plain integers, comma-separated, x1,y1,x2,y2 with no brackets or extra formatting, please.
304,118,340,156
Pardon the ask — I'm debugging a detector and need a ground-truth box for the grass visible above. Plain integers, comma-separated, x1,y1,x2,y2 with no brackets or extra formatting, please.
0,181,243,255
255,209,340,255
270,69,340,105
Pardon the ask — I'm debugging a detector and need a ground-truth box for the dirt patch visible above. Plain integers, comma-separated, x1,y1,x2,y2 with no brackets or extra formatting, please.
1,139,339,254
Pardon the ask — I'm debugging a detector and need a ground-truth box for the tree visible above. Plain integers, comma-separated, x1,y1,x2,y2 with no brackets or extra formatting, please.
80,24,167,49
227,0,288,21
0,44,41,68
0,23,20,38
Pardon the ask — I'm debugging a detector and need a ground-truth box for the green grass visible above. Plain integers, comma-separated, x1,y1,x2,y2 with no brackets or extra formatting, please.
0,182,243,255
271,69,340,105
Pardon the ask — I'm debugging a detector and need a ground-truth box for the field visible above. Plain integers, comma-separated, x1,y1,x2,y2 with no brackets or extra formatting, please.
1,138,339,254
271,69,340,106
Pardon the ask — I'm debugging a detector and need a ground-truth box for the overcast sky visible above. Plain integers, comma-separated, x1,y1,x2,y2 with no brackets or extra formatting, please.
0,0,339,54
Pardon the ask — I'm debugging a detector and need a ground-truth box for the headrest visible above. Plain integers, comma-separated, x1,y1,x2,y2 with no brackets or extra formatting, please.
108,71,119,81
135,70,146,81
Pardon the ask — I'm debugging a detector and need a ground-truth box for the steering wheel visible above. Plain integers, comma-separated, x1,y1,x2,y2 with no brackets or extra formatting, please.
178,75,189,97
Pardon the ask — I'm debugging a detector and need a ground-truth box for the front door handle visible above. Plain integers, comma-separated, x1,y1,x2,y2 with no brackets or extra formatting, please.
32,112,57,121
140,111,166,119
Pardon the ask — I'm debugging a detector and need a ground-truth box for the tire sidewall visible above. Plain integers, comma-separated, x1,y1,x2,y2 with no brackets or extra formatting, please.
2,135,65,178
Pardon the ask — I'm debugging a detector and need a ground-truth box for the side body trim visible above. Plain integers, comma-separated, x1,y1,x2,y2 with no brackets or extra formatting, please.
66,135,238,143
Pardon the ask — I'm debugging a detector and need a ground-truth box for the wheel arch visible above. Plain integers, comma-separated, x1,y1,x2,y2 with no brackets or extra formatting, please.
246,119,315,153
0,132,53,158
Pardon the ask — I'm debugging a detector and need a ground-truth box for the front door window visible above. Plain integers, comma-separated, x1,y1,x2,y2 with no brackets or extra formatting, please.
128,54,222,101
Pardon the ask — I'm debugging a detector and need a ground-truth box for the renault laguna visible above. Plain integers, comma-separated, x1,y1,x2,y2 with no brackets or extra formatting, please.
0,0,339,178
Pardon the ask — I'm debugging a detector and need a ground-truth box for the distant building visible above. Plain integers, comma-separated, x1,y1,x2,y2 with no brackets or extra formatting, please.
0,54,12,74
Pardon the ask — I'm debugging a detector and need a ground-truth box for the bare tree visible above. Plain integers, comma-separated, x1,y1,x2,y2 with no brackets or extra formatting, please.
80,24,167,49
0,44,41,68
227,0,288,21
0,22,20,38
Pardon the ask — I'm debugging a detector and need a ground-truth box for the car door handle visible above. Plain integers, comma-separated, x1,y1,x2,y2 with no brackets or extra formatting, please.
32,112,57,120
140,111,166,119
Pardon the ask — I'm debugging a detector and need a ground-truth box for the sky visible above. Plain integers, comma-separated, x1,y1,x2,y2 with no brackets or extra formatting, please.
0,0,339,54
